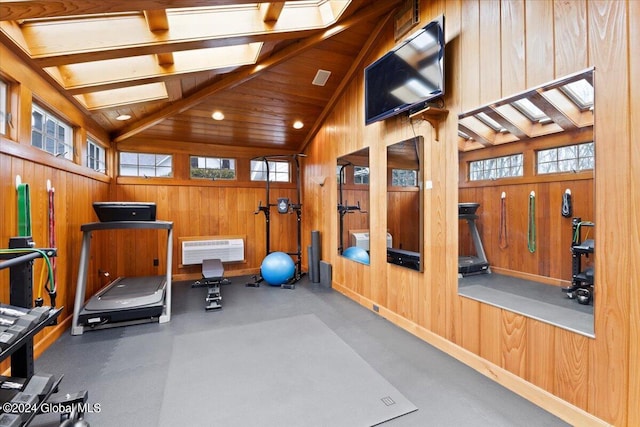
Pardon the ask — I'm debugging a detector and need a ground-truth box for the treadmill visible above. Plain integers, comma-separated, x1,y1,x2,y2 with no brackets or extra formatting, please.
71,202,173,335
458,202,490,276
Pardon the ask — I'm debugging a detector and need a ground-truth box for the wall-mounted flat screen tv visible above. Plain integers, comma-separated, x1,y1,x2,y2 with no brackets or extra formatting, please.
365,15,445,125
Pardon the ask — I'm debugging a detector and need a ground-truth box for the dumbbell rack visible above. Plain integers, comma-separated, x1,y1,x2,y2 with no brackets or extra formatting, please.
0,237,87,426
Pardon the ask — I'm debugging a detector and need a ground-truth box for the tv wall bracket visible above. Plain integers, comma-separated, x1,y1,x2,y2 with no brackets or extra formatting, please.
409,106,449,141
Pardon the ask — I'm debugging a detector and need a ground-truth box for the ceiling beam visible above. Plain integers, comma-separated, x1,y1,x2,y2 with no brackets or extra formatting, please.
143,9,174,65
0,0,312,21
261,2,285,23
112,0,402,143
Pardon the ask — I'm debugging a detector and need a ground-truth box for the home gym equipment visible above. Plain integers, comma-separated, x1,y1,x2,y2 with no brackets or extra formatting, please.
527,191,536,253
337,161,367,254
192,258,229,311
387,248,420,271
561,188,573,218
71,202,173,335
342,246,370,265
261,252,296,286
15,176,32,237
0,237,90,426
246,155,305,289
562,217,595,304
498,192,508,249
458,202,490,276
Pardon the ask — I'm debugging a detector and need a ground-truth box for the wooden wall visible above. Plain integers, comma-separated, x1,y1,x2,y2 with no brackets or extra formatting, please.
0,43,112,366
302,1,639,426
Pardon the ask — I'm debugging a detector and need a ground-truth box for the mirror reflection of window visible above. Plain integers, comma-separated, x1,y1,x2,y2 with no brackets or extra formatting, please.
386,136,424,272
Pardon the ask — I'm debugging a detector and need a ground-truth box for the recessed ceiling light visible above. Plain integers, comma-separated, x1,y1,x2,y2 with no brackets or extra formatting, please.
212,111,225,120
293,121,304,129
116,114,131,121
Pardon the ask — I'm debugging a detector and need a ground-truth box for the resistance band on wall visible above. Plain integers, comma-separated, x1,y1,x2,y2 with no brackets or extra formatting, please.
16,175,32,237
499,192,508,249
527,191,536,253
39,180,58,307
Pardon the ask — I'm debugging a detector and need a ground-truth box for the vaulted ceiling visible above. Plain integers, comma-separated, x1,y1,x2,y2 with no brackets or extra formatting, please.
0,0,403,152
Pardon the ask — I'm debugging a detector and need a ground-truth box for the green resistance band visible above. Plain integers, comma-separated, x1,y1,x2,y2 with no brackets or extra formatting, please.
17,182,32,237
527,191,536,253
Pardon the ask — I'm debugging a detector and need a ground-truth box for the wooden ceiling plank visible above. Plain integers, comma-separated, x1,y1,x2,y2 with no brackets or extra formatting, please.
18,2,349,66
0,0,312,21
300,9,395,151
112,0,403,143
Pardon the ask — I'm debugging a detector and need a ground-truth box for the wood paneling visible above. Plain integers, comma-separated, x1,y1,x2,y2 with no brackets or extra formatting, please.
303,1,638,425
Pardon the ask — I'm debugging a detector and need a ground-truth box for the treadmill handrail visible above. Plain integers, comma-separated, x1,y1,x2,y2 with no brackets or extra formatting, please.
81,220,173,232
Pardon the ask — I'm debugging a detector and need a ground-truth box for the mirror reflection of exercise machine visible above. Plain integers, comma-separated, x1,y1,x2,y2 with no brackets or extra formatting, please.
246,155,305,289
71,202,173,335
562,218,594,304
337,161,367,255
458,202,490,276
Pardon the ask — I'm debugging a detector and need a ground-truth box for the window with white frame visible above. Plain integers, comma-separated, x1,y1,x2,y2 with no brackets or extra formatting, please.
0,79,7,135
353,166,369,185
119,152,172,177
86,138,106,173
190,156,236,180
537,142,594,174
391,169,417,187
469,154,523,181
31,103,73,160
250,159,290,182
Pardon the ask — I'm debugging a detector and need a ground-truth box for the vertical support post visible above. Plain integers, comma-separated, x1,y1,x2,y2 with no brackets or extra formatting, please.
8,237,34,379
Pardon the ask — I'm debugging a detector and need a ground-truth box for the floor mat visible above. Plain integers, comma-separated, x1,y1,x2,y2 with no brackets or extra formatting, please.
160,314,417,427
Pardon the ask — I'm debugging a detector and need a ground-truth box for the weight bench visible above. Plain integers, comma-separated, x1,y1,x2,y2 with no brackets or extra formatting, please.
192,259,229,311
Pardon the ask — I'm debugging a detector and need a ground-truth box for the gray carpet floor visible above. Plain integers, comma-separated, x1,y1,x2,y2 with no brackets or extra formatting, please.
30,276,569,426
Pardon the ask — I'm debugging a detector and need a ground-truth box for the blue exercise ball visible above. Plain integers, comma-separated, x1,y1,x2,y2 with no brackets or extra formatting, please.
261,251,295,286
342,246,370,265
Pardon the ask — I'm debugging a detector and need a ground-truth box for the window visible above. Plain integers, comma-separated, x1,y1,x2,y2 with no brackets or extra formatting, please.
537,142,594,174
353,166,369,185
31,103,73,160
119,152,172,177
391,169,417,187
250,159,289,182
0,79,7,135
190,156,236,180
469,154,523,181
86,138,106,173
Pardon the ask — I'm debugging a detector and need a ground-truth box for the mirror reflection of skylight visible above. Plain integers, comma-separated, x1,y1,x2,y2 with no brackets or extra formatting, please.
560,79,594,110
512,98,549,122
458,130,471,140
476,112,506,133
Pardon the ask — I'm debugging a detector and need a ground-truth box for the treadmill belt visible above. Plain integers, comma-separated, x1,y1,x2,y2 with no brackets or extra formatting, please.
84,276,165,311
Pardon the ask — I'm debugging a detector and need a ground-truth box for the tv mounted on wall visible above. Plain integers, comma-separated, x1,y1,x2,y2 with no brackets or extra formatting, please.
364,15,445,125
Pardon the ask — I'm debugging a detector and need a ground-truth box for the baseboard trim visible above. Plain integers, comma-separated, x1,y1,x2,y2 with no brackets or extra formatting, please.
332,282,610,427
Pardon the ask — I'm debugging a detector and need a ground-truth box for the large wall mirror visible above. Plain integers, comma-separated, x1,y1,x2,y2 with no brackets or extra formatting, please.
456,68,595,337
337,148,370,265
386,136,424,272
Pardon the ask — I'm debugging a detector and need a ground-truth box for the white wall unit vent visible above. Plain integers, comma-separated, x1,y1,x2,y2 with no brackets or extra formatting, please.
182,238,244,265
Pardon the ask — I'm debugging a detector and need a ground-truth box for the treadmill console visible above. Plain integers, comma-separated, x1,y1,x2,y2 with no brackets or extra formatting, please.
93,202,156,222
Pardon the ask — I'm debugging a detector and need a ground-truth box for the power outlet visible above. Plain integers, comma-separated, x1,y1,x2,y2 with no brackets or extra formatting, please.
153,258,159,266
